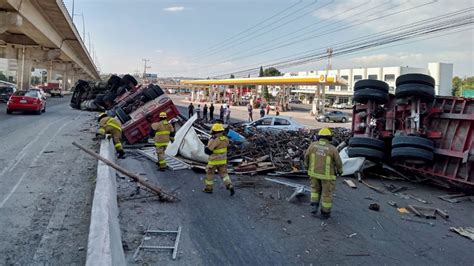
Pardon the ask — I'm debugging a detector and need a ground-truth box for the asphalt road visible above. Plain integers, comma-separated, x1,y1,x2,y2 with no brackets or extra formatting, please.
117,106,474,265
0,96,98,264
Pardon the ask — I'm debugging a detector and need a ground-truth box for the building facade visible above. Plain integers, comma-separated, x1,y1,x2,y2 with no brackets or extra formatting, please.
288,62,453,105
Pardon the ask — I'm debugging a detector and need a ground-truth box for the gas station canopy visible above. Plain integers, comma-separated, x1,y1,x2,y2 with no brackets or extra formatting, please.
181,75,348,86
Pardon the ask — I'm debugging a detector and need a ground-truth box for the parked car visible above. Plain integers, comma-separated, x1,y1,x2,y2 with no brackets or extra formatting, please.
0,85,16,103
333,102,352,109
317,111,350,123
244,115,305,133
6,90,46,114
30,88,47,100
289,99,302,104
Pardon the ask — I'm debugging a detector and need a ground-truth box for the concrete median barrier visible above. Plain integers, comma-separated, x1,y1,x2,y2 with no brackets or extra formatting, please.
86,139,126,266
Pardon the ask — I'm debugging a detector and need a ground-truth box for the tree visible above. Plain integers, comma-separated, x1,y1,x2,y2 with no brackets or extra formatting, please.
262,67,281,77
31,76,41,85
229,74,235,79
259,66,264,77
0,71,7,82
452,76,462,96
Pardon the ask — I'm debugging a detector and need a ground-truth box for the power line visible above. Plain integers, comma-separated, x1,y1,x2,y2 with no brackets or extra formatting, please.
188,0,304,59
191,0,321,60
206,9,473,78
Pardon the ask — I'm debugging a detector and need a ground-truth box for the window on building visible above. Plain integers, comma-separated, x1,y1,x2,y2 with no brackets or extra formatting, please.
328,85,335,91
341,75,349,81
384,74,395,82
340,85,348,91
353,75,362,81
389,86,395,92
368,74,378,80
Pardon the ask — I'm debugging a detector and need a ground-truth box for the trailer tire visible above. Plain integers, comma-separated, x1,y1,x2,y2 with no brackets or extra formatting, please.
349,137,386,151
354,88,388,104
354,79,389,92
115,107,131,124
143,87,160,101
348,147,385,160
391,147,433,164
392,135,434,152
395,84,435,102
151,85,164,97
396,73,435,87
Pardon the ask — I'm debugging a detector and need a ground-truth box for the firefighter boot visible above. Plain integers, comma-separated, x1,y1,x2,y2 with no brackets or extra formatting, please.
202,187,213,194
320,210,331,219
117,150,125,159
310,202,319,215
227,185,235,196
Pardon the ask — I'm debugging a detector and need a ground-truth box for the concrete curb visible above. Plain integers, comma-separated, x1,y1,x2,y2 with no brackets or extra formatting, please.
86,139,126,266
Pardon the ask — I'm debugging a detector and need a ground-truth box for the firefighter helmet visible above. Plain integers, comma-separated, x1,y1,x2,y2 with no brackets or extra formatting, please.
318,128,332,136
211,123,225,132
97,112,108,122
159,112,167,118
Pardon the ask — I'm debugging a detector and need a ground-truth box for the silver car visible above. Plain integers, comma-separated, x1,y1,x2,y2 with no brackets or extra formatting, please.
317,111,351,123
244,115,305,133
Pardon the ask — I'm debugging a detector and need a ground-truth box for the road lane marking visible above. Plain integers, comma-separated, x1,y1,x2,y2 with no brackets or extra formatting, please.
0,116,76,209
0,117,67,178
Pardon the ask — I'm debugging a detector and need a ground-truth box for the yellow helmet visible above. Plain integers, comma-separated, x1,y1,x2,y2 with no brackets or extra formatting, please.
318,127,332,136
211,123,225,132
97,112,108,122
159,112,167,118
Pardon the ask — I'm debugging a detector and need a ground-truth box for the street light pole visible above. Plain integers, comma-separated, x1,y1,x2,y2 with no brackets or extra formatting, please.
71,0,75,21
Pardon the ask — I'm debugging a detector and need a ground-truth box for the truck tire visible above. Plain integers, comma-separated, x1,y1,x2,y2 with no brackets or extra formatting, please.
396,73,435,87
354,79,389,92
395,84,435,102
143,87,160,101
349,137,385,151
6,109,12,114
354,88,388,104
348,147,385,160
391,146,433,164
151,85,164,97
116,107,131,124
392,135,434,152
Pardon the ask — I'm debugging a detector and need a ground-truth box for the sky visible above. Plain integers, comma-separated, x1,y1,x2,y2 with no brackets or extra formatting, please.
63,0,474,78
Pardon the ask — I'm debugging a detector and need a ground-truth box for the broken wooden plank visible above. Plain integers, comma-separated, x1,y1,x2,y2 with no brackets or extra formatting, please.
344,179,357,189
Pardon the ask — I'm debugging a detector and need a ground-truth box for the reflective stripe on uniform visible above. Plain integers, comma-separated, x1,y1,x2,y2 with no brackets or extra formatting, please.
222,175,231,183
219,136,226,141
311,192,319,201
322,202,332,209
205,179,214,185
213,148,227,154
325,156,331,176
159,159,166,165
155,130,170,136
155,142,168,148
106,118,122,132
114,143,123,150
98,128,105,135
208,159,227,165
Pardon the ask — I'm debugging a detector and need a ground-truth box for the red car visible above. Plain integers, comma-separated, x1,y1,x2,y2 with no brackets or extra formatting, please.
7,90,46,115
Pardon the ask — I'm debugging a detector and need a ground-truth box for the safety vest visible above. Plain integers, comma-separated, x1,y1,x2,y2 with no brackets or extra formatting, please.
98,117,122,135
306,140,341,180
152,120,174,148
208,135,228,166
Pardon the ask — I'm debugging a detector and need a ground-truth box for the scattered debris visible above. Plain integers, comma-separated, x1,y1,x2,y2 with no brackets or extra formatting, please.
388,201,398,207
361,180,385,194
406,194,430,204
264,178,310,202
385,184,408,193
345,253,370,257
407,205,449,220
401,216,435,226
369,203,380,211
438,193,473,203
397,208,409,214
134,226,182,260
344,179,357,189
449,227,474,241
72,141,179,201
347,233,357,238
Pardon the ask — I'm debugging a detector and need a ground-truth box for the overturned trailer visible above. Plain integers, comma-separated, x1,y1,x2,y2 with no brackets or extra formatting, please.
349,74,473,187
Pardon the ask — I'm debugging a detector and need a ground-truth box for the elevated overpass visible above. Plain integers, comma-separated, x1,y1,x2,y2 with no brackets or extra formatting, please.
0,0,100,90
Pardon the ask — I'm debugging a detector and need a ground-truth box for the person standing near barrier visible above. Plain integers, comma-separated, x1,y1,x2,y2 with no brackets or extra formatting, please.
96,113,125,159
203,104,208,122
203,123,235,196
304,128,342,219
225,106,231,124
151,112,175,171
188,103,194,118
260,106,265,118
220,105,225,122
247,104,253,122
196,104,201,119
209,103,215,121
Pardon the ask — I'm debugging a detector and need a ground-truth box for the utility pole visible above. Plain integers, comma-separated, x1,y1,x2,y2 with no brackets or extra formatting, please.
71,0,75,22
142,59,151,81
321,47,333,113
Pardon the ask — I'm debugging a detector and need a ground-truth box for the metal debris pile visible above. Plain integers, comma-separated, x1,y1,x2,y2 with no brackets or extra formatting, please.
225,123,352,175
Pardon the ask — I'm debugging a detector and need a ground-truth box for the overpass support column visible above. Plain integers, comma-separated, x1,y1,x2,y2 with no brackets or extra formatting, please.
16,47,32,90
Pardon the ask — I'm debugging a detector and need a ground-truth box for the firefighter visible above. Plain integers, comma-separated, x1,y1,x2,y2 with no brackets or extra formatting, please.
96,113,125,158
151,112,175,171
203,123,235,196
304,128,343,219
